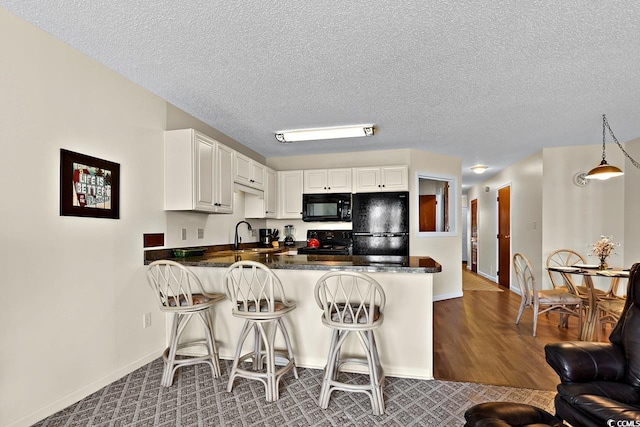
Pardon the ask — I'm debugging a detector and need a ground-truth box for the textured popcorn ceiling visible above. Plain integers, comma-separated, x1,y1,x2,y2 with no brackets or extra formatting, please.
3,1,640,189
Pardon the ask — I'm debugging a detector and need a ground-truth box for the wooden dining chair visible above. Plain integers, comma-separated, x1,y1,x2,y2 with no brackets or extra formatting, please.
596,299,625,340
515,253,582,337
595,276,628,340
546,249,608,301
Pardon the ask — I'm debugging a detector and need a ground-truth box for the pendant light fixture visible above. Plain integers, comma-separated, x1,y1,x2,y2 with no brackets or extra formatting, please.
585,114,639,180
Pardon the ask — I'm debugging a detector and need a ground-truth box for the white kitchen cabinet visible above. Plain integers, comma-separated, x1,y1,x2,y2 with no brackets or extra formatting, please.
245,167,277,218
234,152,265,190
213,143,234,213
353,165,408,193
264,167,277,217
303,168,352,193
164,129,234,213
277,170,303,219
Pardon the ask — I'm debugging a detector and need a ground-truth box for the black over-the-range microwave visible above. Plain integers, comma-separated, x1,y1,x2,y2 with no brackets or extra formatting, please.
302,193,351,222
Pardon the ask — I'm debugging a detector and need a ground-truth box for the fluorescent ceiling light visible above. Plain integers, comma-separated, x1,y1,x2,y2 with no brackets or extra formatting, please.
470,165,488,174
275,125,374,143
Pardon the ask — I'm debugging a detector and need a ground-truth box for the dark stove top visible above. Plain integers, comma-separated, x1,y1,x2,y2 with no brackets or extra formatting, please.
297,247,351,255
297,230,352,255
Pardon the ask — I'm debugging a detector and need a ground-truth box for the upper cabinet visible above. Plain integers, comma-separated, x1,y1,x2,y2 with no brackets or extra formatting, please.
303,168,352,193
353,165,408,193
277,170,304,219
264,167,277,217
234,152,265,190
213,143,234,212
164,129,234,213
245,166,277,219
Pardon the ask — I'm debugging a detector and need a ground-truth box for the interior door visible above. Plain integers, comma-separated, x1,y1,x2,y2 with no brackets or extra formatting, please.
498,186,511,287
419,195,437,231
471,199,478,273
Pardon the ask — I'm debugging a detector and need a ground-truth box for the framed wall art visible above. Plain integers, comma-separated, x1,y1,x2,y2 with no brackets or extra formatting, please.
60,149,120,219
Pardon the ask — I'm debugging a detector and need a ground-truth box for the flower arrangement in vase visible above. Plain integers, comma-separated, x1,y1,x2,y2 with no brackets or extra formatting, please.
590,235,620,270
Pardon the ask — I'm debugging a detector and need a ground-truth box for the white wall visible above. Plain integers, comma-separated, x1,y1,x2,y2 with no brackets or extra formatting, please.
0,10,167,426
624,138,640,267
409,150,463,299
542,144,626,287
461,194,468,262
467,152,543,291
0,9,273,426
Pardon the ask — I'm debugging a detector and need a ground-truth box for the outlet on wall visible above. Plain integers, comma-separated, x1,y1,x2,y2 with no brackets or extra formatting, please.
143,312,151,328
198,228,204,239
181,228,187,240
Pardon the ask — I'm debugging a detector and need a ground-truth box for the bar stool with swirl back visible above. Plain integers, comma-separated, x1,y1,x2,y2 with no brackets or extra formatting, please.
314,271,386,415
146,260,225,387
223,260,298,401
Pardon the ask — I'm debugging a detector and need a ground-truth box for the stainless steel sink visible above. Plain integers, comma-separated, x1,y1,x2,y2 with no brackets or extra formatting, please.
236,248,280,253
209,247,284,257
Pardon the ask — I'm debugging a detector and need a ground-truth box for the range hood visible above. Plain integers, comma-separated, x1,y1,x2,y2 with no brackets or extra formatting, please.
234,183,264,198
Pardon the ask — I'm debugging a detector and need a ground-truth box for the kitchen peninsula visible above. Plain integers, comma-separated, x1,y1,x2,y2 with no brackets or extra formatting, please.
144,248,441,380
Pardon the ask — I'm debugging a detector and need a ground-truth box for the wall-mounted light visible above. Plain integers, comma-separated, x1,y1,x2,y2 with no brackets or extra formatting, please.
585,114,638,180
275,125,374,143
470,165,488,174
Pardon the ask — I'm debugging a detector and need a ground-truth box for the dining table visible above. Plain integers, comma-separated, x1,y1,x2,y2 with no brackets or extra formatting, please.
547,264,629,341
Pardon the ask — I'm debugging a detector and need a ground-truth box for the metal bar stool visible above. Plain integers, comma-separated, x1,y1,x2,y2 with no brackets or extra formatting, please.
146,260,225,386
314,271,386,415
223,260,298,401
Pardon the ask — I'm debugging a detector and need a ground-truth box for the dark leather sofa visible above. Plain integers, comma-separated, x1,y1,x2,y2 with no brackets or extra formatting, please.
545,262,640,427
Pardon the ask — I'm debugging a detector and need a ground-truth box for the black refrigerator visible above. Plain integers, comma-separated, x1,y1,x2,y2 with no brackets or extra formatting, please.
351,191,409,256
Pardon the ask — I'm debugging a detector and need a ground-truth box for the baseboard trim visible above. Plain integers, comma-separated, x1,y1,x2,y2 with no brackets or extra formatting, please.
433,291,463,301
477,271,497,282
8,347,165,427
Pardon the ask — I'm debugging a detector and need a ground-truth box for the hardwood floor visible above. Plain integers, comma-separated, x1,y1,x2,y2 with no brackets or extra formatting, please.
433,268,609,391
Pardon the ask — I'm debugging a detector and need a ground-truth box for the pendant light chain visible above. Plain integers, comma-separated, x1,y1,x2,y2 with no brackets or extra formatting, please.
603,114,640,169
601,115,607,162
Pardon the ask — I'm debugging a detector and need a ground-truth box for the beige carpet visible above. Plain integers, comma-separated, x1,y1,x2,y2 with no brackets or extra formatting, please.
463,267,504,292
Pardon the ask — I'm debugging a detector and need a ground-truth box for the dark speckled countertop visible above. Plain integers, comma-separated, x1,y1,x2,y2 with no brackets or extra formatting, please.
144,246,441,274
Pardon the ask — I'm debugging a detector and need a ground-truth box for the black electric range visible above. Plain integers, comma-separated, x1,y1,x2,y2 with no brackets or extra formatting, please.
297,230,353,255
